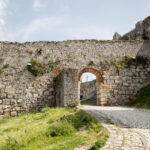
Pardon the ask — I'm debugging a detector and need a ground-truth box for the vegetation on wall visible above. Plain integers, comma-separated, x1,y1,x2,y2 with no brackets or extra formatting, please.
88,61,95,66
126,56,148,67
0,64,9,74
27,59,63,76
27,59,50,76
0,108,109,150
100,56,149,73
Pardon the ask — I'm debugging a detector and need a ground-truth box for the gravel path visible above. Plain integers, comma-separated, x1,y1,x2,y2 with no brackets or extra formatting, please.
81,105,150,150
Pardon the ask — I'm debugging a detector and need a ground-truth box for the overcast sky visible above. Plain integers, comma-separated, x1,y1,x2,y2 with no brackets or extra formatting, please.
0,0,150,42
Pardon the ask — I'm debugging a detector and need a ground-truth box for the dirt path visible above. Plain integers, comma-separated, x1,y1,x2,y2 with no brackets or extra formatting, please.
81,105,150,150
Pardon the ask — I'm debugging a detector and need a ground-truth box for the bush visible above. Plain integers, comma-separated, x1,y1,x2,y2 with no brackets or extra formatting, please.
90,139,106,150
48,121,75,137
89,123,103,133
125,56,149,67
27,59,63,76
60,110,96,129
27,59,50,76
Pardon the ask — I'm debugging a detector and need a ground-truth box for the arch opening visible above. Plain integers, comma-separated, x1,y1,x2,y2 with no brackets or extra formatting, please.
78,68,104,106
80,73,97,105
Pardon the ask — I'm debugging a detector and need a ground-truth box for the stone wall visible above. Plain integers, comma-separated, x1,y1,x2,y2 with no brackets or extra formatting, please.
80,80,97,100
101,63,150,105
0,39,150,118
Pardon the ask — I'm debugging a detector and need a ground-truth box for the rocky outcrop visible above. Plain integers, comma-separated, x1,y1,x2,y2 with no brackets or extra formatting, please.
113,16,150,40
113,32,121,40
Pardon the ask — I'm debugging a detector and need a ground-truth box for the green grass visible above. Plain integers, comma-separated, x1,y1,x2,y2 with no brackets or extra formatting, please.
0,107,109,150
128,84,150,109
81,99,97,106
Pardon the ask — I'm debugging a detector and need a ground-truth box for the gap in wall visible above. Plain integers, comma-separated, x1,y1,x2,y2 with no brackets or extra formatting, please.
80,72,97,106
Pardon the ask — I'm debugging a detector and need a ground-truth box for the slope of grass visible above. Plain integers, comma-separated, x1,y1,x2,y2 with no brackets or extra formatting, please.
128,84,150,109
0,107,109,150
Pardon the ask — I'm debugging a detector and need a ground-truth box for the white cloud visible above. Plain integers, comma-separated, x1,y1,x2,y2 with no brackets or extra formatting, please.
11,16,67,41
0,0,8,40
33,0,47,11
7,16,114,41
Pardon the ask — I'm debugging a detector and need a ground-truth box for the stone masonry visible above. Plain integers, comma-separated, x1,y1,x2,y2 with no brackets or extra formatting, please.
0,39,150,118
80,80,97,101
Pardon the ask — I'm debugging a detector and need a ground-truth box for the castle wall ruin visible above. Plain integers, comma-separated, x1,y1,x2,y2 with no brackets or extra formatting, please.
0,40,150,118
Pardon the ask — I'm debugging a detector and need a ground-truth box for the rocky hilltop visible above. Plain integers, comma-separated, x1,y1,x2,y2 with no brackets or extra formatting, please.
113,16,150,40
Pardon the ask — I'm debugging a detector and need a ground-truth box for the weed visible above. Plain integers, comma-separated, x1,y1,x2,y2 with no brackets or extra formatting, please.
88,61,95,66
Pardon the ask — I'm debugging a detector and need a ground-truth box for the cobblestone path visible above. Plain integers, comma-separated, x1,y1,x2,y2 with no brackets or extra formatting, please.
81,105,150,150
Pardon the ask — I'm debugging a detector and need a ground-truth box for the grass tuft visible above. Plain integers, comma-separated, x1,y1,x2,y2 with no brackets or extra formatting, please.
48,121,75,137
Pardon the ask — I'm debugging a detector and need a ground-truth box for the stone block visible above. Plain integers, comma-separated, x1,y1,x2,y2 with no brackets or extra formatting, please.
11,111,17,116
0,110,3,115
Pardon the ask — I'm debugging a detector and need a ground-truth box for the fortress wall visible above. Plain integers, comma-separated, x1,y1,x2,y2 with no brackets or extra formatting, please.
101,64,150,105
0,40,149,118
0,40,144,70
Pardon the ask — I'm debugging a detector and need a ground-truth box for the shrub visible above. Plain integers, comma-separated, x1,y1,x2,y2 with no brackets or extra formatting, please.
27,59,63,76
60,110,96,129
27,59,51,76
48,121,75,137
90,139,106,150
89,123,103,133
125,56,149,67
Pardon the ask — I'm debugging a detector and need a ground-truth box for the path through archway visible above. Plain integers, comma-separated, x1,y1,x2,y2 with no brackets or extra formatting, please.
78,68,103,106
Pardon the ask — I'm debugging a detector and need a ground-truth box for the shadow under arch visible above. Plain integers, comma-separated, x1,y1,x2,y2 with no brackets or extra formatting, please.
78,67,104,106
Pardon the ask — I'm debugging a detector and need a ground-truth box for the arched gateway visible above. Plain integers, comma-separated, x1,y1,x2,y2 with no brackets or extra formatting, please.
78,67,104,106
55,67,105,107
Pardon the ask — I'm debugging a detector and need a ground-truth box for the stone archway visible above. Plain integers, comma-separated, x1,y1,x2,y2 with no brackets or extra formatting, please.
78,67,104,106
